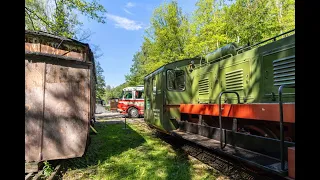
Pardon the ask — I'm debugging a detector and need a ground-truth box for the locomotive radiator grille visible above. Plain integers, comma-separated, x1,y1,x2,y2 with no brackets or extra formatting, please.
225,69,244,91
273,55,295,86
199,78,209,95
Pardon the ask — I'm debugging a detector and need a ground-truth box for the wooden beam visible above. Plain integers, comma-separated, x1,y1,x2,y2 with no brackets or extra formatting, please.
25,162,39,173
25,173,34,180
47,164,62,180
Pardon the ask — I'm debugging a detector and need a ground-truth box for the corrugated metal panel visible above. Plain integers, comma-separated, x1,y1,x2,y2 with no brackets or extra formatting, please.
199,78,209,95
226,69,243,91
273,55,295,86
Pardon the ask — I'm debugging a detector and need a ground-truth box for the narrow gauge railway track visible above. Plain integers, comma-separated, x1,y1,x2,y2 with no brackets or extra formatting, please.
153,130,288,180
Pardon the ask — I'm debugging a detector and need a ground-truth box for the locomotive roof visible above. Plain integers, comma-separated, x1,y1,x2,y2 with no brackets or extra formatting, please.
144,57,201,80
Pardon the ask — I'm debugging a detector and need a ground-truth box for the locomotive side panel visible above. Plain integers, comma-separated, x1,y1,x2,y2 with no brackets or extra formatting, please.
261,44,295,103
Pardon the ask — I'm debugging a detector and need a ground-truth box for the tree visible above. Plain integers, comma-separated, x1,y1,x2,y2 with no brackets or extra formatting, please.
149,0,190,63
91,44,107,100
125,51,148,86
25,0,106,39
223,0,294,46
125,0,191,85
124,0,295,88
104,85,114,101
109,83,129,99
95,61,106,100
185,0,231,57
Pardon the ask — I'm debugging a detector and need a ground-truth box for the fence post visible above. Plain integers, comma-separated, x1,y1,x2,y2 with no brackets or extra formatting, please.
123,117,127,130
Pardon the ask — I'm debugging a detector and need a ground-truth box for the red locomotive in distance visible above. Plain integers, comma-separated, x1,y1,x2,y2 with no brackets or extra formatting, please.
117,85,144,118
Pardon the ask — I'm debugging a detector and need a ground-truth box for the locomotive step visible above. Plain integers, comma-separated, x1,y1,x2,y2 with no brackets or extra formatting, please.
171,129,288,176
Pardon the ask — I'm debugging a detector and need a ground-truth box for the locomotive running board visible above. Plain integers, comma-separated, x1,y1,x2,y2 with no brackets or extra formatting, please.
170,120,295,177
171,130,288,176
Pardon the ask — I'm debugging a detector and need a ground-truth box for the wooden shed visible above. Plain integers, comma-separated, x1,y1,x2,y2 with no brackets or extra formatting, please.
25,30,96,165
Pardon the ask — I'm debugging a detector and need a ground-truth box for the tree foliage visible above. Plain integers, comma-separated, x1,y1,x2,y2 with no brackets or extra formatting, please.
95,61,106,100
25,0,106,39
122,0,295,89
104,83,129,102
123,0,190,88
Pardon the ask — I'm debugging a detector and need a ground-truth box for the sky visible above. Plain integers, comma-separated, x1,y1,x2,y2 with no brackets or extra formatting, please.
77,0,197,88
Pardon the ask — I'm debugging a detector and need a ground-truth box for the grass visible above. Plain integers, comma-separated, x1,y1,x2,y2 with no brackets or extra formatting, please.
62,120,228,180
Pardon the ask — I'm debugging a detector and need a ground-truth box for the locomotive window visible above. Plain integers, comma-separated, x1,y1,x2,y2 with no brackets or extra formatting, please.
167,70,185,91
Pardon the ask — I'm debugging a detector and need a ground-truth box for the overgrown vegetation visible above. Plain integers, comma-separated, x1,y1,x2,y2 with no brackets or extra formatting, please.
62,121,227,180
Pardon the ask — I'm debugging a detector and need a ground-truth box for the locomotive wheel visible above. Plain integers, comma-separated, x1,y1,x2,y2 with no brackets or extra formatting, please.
128,107,139,118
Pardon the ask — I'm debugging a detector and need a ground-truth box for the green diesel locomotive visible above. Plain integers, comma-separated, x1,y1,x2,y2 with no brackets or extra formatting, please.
144,30,295,179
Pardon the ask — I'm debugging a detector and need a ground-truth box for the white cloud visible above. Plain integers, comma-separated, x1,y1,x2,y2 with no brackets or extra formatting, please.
125,2,135,8
106,14,142,30
124,8,133,15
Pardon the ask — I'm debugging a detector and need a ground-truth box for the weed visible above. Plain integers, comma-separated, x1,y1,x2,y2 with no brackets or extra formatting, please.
43,161,54,177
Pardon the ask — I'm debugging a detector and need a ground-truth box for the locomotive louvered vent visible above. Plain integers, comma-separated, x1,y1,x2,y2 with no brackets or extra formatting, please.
199,78,209,95
225,69,244,91
273,55,295,86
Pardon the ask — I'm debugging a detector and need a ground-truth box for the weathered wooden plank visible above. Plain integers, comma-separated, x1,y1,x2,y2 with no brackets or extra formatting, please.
25,60,45,162
25,172,34,180
32,170,44,180
25,43,40,52
25,162,39,173
40,44,84,60
47,164,62,180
